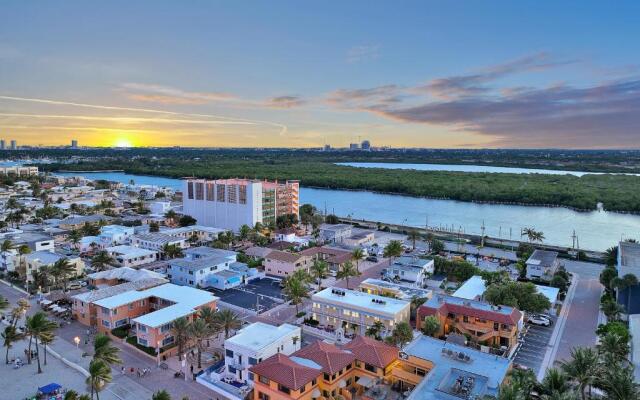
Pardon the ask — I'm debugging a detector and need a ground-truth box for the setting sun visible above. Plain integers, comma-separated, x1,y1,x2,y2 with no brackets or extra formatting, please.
114,138,133,148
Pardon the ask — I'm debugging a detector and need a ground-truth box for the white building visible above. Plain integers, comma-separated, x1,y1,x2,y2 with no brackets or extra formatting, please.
163,225,227,243
525,250,559,282
311,287,410,337
99,225,135,246
384,256,434,287
149,201,172,216
320,224,352,244
106,245,157,268
132,233,188,255
24,251,84,285
225,322,301,382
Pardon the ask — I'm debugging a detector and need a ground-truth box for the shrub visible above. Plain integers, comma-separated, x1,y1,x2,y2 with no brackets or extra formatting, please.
111,324,130,339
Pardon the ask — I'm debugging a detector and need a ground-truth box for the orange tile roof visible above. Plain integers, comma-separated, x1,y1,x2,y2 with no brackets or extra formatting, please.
343,335,399,369
292,340,355,375
249,353,319,390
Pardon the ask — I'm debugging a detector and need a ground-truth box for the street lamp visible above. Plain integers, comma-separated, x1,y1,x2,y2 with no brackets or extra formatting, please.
156,340,161,367
74,336,80,348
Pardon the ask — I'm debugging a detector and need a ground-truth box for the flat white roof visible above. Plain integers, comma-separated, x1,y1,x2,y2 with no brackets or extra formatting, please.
107,245,156,259
226,322,300,351
313,287,409,316
453,275,559,304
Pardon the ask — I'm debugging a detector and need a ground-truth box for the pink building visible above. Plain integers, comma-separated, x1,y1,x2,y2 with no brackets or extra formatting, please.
264,249,313,278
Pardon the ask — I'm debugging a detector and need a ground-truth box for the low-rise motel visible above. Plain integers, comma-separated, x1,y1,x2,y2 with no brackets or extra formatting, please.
249,334,511,400
72,280,217,355
311,288,411,337
417,294,524,354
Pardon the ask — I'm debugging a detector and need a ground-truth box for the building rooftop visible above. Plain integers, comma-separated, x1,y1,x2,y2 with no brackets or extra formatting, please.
72,278,166,303
183,246,236,259
88,267,166,283
420,294,523,326
313,287,410,316
163,225,226,236
618,241,640,277
171,255,232,272
226,322,300,351
393,256,434,269
106,245,156,259
321,224,352,232
245,246,272,258
452,275,559,305
359,278,432,301
404,336,511,400
293,340,355,375
266,249,305,263
526,249,558,267
134,232,182,245
25,250,62,265
249,353,320,391
342,335,398,369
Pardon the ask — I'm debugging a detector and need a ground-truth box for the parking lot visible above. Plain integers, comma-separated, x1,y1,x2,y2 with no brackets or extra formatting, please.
211,277,285,314
512,318,556,374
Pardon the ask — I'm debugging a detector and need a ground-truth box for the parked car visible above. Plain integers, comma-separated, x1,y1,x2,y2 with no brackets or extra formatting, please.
67,282,82,291
366,256,378,262
527,315,552,327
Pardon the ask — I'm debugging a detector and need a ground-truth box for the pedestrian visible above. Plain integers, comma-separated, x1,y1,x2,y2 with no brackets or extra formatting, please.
121,366,126,375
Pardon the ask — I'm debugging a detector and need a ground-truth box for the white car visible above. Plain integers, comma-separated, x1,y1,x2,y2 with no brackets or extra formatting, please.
67,282,82,291
527,315,551,327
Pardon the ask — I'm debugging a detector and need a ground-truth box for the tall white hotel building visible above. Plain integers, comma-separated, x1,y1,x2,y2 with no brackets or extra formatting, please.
182,178,299,232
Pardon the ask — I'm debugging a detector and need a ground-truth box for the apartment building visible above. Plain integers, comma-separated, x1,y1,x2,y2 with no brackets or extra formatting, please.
106,245,157,268
0,164,38,176
162,225,227,243
300,246,352,273
249,336,398,400
168,248,258,289
359,278,432,302
72,282,217,355
384,256,434,287
311,288,410,337
24,251,84,284
264,250,313,278
417,295,524,352
0,232,54,271
182,178,299,232
131,233,188,256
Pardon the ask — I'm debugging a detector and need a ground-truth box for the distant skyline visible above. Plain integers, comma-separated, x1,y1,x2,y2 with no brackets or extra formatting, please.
1,1,639,149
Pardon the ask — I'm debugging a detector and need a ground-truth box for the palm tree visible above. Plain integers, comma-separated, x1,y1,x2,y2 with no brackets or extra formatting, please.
407,229,419,250
310,260,329,291
508,368,537,399
540,368,571,396
25,311,57,373
93,334,122,365
52,257,76,292
87,358,112,400
383,240,403,263
39,331,54,366
425,232,434,252
365,321,385,340
1,239,14,252
2,326,20,364
214,309,241,339
188,318,209,369
351,248,364,273
597,332,630,365
152,390,172,400
601,300,624,322
10,298,30,327
164,210,177,226
172,317,191,362
496,382,525,400
63,390,92,400
31,267,51,292
198,306,217,327
282,277,309,315
162,243,183,259
597,364,640,400
336,260,360,290
68,230,82,250
560,347,600,400
91,251,115,271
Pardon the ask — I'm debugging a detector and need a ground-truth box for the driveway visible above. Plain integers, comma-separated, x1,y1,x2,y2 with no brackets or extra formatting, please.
513,320,556,374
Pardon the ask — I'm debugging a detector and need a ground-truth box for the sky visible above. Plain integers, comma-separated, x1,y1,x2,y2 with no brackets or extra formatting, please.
1,1,639,149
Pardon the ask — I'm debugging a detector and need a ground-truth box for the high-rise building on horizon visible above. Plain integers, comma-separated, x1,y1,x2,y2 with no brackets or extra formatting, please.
361,140,371,150
0,140,5,150
349,143,360,150
71,139,78,148
10,140,16,150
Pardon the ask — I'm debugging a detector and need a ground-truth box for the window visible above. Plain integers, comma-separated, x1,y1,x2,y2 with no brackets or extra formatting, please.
195,182,204,200
187,182,194,199
137,324,147,332
226,349,234,358
228,184,237,203
249,357,258,365
259,376,270,385
300,384,307,393
162,336,174,346
324,373,331,381
278,384,291,394
216,184,226,202
239,185,247,204
102,320,110,328
365,363,376,373
415,367,426,377
128,304,134,310
206,183,215,201
312,378,317,386
115,319,128,327
463,316,469,323
258,392,270,400
494,322,499,331
248,372,254,381
138,337,148,346
229,365,237,373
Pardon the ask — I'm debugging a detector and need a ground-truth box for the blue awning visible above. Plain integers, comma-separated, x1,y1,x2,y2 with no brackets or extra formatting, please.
38,383,62,394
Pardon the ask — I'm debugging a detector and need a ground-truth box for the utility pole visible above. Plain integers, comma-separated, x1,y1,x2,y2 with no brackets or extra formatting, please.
480,220,486,248
571,230,577,251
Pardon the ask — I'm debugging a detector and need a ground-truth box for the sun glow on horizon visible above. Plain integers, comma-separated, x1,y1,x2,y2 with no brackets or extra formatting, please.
114,137,133,148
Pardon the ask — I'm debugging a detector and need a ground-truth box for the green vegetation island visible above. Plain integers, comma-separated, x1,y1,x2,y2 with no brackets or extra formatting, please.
12,148,640,213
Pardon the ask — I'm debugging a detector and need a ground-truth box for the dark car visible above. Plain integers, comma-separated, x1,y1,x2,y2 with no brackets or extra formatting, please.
366,256,378,262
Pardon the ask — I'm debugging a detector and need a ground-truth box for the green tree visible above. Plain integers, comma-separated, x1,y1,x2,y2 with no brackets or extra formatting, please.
610,273,639,314
560,347,599,400
178,214,197,227
52,257,76,292
25,311,57,373
351,248,364,273
596,365,640,400
39,331,54,365
188,318,209,369
172,317,191,362
149,221,160,232
2,326,20,364
597,332,630,365
93,334,122,366
162,243,184,259
387,321,413,347
407,229,419,250
601,299,624,322
599,266,618,291
310,260,329,292
335,260,360,290
421,315,441,337
239,224,251,240
282,277,309,315
431,238,445,254
87,359,112,400
152,390,172,400
540,368,571,396
484,281,551,313
383,240,403,261
0,295,8,312
214,309,241,339
365,321,385,340
91,251,115,272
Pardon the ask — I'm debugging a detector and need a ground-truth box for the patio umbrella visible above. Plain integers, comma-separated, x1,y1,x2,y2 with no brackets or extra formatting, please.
38,383,62,395
311,388,321,398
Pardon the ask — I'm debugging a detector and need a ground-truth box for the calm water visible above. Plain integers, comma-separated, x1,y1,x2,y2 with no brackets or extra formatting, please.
337,162,639,176
57,171,640,251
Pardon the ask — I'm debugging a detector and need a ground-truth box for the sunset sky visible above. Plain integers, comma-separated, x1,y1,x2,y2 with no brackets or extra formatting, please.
1,1,639,148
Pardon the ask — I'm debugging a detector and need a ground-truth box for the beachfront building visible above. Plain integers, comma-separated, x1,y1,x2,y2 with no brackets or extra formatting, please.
417,294,524,354
249,336,399,400
384,256,434,287
106,245,157,268
72,282,217,355
311,287,411,338
616,240,640,315
525,249,559,282
182,178,300,232
393,335,511,399
0,164,38,176
359,278,432,302
24,251,84,285
319,224,352,244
